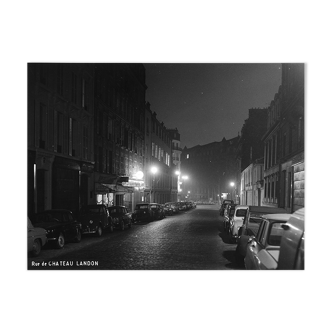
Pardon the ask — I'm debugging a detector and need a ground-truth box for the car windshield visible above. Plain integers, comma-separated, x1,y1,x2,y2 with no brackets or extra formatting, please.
236,209,247,217
136,205,148,210
109,208,120,214
267,222,285,246
34,211,63,223
81,206,100,214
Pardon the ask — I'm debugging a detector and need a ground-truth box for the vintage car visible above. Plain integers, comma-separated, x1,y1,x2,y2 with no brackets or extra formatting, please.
278,208,304,270
32,209,82,249
163,203,175,216
223,204,236,232
235,206,288,264
107,205,132,231
79,204,110,236
219,199,234,216
132,203,155,222
132,203,165,222
166,202,180,214
244,213,291,270
229,205,249,239
28,217,47,257
150,203,165,220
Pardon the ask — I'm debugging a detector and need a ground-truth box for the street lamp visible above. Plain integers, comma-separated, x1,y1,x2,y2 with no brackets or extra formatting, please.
150,166,158,203
230,182,235,202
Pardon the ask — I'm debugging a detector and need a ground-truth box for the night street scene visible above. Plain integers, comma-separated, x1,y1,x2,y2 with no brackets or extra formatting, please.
27,63,305,270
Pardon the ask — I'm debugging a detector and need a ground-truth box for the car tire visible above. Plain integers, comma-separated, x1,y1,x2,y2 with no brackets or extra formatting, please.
120,220,125,231
31,239,42,257
96,226,103,237
235,248,244,266
56,233,65,249
74,229,82,243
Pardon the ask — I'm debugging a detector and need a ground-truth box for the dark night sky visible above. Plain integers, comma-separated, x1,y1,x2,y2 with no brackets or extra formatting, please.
144,63,281,148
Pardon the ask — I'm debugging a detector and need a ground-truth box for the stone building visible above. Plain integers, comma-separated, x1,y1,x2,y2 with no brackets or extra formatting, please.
181,136,239,203
28,63,95,218
262,63,304,212
144,103,175,204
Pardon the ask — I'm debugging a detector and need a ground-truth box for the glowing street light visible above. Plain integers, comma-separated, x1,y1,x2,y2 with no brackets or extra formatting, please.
182,175,189,180
151,166,158,175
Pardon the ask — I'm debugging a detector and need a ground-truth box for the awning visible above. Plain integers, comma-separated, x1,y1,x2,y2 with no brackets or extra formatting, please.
96,174,118,184
95,183,109,194
115,184,134,194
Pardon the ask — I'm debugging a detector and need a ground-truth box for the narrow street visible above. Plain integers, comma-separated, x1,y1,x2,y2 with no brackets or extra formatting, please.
28,204,242,270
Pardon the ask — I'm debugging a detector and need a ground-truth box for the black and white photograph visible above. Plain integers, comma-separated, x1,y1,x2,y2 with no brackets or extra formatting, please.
27,62,304,271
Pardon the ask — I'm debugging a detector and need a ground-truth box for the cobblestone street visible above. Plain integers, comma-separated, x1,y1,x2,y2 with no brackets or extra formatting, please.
28,204,241,270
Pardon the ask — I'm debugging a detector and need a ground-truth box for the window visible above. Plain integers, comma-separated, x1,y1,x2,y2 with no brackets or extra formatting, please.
82,79,86,108
268,222,284,246
57,65,63,95
71,73,77,104
39,103,47,148
187,154,190,159
83,126,88,159
236,209,247,217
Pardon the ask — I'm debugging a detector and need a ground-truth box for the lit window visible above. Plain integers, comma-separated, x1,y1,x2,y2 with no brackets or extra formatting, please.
187,154,189,159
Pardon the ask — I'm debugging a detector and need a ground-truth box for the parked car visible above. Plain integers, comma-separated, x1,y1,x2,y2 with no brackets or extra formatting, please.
79,204,110,236
278,208,304,270
151,203,165,220
244,213,291,270
219,199,234,216
108,206,132,231
223,204,236,232
229,205,249,239
132,203,155,222
28,217,47,257
164,202,179,214
32,209,82,249
235,206,287,264
163,203,174,216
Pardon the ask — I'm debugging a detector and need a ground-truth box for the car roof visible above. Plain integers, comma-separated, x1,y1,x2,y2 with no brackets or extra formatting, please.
43,209,72,213
262,213,292,221
286,208,304,230
108,205,126,208
235,205,249,209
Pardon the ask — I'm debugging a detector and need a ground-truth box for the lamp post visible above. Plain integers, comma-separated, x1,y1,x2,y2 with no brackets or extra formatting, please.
182,175,189,201
230,182,235,202
151,166,158,203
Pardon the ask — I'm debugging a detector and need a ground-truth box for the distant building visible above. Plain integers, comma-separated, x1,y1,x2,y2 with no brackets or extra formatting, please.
167,128,182,201
240,158,264,206
144,103,175,204
181,136,240,203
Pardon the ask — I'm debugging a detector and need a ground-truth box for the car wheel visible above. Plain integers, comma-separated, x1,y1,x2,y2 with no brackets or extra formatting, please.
120,220,125,231
31,239,42,257
56,233,65,249
235,248,244,266
96,226,103,237
74,229,82,243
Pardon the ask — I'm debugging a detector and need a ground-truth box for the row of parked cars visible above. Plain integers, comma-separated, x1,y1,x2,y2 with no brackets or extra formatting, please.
28,200,197,257
219,200,305,270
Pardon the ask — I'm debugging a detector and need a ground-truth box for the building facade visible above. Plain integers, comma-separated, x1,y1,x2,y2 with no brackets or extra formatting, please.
93,64,146,211
167,128,182,201
144,103,175,204
181,136,239,203
262,63,304,212
240,159,264,206
28,63,95,218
